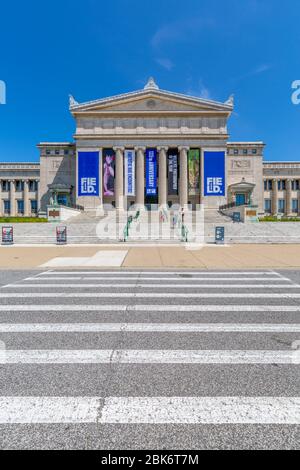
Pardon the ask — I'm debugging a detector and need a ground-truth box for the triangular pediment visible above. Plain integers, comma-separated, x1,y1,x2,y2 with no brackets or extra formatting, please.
70,88,233,114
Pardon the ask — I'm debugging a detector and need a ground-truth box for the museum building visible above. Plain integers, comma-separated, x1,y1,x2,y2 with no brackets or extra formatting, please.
0,78,300,217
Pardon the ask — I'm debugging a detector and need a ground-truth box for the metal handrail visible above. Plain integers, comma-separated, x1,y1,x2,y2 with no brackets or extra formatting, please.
181,223,189,242
123,210,140,241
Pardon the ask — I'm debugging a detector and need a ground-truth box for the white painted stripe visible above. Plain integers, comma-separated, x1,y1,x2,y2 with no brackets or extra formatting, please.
23,276,291,282
0,292,299,298
36,271,280,276
0,396,299,424
0,349,297,364
0,304,299,312
7,283,298,289
0,323,299,333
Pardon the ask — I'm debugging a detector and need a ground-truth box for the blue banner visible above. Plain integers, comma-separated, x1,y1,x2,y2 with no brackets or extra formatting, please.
146,148,157,196
125,150,135,196
203,151,225,196
78,151,100,197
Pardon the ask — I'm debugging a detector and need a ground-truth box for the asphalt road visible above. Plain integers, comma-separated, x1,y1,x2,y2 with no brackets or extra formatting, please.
0,268,299,450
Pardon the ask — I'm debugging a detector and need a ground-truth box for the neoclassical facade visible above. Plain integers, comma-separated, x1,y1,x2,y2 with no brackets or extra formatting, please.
1,79,300,217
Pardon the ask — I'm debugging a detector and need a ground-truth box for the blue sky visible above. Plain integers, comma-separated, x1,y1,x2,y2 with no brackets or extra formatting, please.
0,0,299,162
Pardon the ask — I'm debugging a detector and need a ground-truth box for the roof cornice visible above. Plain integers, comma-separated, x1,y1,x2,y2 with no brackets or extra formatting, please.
69,87,233,113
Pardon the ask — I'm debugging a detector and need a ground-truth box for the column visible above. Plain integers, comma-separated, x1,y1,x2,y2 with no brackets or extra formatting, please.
135,146,145,208
113,146,125,211
36,180,41,213
179,146,189,208
24,179,30,216
9,179,16,216
272,178,278,216
0,179,2,216
285,178,292,216
158,146,168,208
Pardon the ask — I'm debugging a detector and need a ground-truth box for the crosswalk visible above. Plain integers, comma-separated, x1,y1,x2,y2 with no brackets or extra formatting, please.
0,269,299,449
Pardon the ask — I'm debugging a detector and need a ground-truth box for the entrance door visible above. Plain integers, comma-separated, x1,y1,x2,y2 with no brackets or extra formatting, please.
236,193,246,206
57,194,69,206
145,194,158,210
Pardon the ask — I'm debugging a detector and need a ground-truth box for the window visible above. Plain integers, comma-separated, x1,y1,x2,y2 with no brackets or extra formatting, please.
15,180,24,192
3,200,10,214
264,180,272,191
46,149,51,155
264,199,271,213
252,149,257,154
64,149,69,155
278,199,285,214
292,199,299,213
277,180,286,191
29,180,38,192
2,180,10,191
292,180,300,191
30,200,37,214
55,149,60,155
243,149,248,155
17,200,24,214
234,149,239,155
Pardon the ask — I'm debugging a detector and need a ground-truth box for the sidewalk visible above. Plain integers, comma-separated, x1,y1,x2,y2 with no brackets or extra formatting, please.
1,244,300,269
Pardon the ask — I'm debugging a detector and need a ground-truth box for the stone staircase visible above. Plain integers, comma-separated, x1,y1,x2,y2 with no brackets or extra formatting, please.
126,211,182,243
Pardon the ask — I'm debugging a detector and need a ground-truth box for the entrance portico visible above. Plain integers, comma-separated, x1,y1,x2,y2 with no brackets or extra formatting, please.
71,78,232,212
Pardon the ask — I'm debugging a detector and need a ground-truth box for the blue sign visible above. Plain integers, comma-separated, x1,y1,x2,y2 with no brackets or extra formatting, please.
125,150,135,196
146,148,157,196
78,151,100,197
203,151,225,196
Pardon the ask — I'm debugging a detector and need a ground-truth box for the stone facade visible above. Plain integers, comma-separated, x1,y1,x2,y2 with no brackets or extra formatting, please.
0,163,40,216
1,79,300,217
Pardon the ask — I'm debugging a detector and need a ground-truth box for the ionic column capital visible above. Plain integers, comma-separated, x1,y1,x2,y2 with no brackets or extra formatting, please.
178,146,190,152
134,146,146,152
157,146,169,152
113,146,125,153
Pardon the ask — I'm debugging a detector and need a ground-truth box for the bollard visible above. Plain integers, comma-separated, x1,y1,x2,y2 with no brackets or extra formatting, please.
2,226,13,245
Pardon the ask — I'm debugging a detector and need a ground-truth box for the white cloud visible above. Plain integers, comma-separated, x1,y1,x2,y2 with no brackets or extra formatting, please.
232,64,273,82
155,58,174,71
185,80,212,100
151,18,215,49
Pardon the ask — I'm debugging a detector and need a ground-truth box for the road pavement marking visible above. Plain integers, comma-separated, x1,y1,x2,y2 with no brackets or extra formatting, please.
0,349,297,364
35,271,283,276
0,304,300,312
22,277,292,282
0,396,299,424
5,283,299,289
0,323,299,332
1,292,300,298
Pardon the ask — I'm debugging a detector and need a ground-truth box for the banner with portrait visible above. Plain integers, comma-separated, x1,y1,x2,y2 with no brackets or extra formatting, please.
188,149,200,196
103,149,115,196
